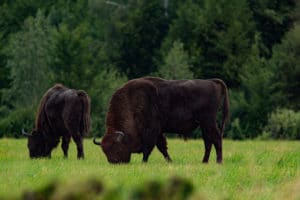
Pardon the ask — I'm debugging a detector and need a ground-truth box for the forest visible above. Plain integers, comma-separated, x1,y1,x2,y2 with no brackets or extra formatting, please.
0,0,299,139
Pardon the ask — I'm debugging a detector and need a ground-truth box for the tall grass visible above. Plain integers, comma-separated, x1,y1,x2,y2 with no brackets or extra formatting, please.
0,138,299,199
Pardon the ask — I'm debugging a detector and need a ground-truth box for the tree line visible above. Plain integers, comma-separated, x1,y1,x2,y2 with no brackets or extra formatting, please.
0,0,299,139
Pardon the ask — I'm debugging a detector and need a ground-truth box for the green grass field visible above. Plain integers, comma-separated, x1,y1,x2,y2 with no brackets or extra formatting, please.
0,138,300,200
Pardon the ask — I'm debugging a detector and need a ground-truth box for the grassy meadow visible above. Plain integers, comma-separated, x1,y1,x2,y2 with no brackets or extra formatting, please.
0,138,300,200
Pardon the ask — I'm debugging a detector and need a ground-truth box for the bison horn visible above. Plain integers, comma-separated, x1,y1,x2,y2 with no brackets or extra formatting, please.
22,129,32,137
115,131,125,142
93,137,101,146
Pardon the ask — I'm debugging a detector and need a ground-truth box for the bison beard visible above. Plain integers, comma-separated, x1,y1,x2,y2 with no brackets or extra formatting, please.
23,84,91,159
93,77,229,164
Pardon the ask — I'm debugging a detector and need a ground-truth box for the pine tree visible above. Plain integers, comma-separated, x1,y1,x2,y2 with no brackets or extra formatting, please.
158,41,193,79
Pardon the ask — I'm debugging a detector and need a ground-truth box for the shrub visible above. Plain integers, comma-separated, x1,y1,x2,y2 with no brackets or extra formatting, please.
263,108,300,139
227,90,255,139
0,107,35,138
226,118,246,140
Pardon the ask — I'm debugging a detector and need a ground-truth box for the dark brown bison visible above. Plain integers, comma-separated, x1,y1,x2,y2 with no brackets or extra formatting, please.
93,77,229,164
22,84,90,159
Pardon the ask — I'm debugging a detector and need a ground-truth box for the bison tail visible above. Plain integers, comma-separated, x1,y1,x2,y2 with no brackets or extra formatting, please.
211,79,230,135
77,90,91,136
221,82,229,135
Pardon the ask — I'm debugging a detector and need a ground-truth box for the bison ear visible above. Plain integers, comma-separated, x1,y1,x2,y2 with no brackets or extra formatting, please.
22,129,32,137
115,131,125,142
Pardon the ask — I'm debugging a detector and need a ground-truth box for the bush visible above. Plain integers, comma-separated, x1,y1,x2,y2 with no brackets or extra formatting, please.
226,118,246,140
263,108,300,140
0,107,35,138
226,90,256,139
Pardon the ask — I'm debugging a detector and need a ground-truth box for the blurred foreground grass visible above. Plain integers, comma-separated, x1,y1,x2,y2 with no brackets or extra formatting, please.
0,138,299,199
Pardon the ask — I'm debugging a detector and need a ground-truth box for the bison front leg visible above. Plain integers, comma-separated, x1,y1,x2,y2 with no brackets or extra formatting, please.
142,145,155,162
61,135,71,158
44,144,52,159
213,131,223,164
141,128,158,162
142,132,156,162
44,137,59,158
156,134,172,162
72,134,84,159
203,125,223,164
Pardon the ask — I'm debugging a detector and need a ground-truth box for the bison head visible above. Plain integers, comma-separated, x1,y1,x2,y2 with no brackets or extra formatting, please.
93,131,131,163
22,129,47,158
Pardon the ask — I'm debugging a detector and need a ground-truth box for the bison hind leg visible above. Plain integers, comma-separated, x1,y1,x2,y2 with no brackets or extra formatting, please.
213,132,223,164
61,135,71,158
202,124,223,164
72,133,84,159
142,144,155,162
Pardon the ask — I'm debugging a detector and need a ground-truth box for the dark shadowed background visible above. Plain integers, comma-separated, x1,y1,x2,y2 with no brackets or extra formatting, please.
0,0,299,139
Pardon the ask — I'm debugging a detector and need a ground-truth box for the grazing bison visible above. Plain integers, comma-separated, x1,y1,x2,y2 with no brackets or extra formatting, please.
93,77,229,164
22,84,90,159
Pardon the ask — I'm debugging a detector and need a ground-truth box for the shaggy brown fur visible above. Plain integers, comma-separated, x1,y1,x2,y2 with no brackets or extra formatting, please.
94,77,229,164
24,84,91,159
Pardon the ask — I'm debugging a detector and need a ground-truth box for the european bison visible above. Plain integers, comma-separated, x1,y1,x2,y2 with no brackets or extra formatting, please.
23,84,90,159
93,77,229,164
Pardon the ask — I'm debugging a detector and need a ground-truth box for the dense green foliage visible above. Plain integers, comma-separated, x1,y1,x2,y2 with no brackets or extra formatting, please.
262,108,300,139
0,0,299,139
1,139,300,199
